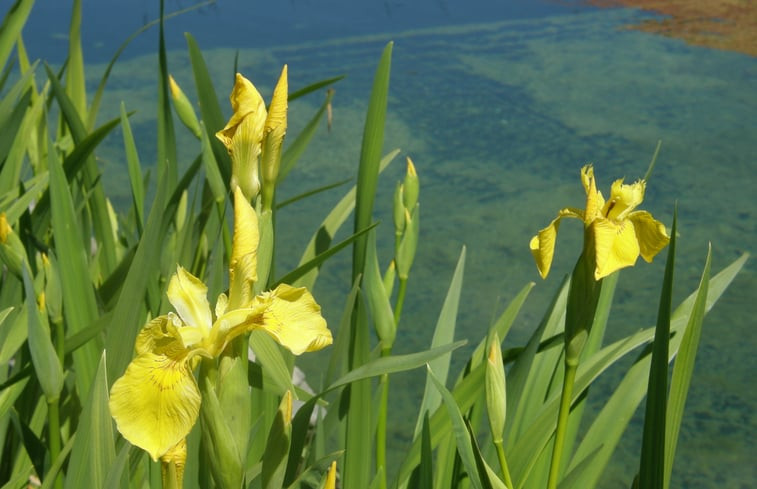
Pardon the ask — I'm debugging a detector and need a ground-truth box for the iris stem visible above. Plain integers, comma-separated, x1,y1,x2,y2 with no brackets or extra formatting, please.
547,359,578,489
494,440,514,489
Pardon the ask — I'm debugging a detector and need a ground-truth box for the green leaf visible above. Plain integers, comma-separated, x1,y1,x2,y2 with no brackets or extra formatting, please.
0,0,34,72
275,178,351,210
249,331,296,397
352,41,392,282
278,87,338,183
293,149,398,290
664,244,711,489
120,102,144,232
639,210,677,489
185,32,230,184
273,222,379,288
428,366,484,489
326,341,467,391
413,246,466,436
365,229,396,346
262,392,293,489
47,139,99,398
288,75,345,102
156,0,178,190
64,352,115,489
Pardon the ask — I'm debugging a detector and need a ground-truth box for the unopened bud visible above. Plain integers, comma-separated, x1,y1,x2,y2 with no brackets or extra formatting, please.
169,75,202,139
485,334,507,443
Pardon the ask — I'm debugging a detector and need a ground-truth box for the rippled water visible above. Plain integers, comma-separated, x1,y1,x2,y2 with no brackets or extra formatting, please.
27,1,757,487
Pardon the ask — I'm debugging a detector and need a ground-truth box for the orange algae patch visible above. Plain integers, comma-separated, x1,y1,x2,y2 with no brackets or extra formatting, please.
585,0,757,57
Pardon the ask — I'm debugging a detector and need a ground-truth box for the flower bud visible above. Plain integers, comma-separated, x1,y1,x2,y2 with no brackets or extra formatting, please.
168,75,202,139
395,205,419,280
260,65,288,212
0,213,27,278
485,334,507,443
402,157,419,211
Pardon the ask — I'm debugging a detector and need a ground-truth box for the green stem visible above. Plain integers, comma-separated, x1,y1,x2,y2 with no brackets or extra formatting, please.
494,440,514,489
376,367,390,489
393,277,408,325
547,359,578,489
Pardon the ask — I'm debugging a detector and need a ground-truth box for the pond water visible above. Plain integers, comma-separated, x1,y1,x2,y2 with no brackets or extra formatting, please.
23,1,756,487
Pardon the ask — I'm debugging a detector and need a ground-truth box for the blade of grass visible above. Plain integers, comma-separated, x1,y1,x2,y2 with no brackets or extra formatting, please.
47,135,99,398
63,352,115,489
0,0,34,72
428,366,484,489
276,178,351,210
663,244,711,489
185,32,230,184
639,210,677,489
120,102,144,233
412,246,466,436
288,75,345,102
278,87,337,183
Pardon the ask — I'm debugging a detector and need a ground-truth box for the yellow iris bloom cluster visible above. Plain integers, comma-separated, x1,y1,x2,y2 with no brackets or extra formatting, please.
530,165,669,280
109,187,332,462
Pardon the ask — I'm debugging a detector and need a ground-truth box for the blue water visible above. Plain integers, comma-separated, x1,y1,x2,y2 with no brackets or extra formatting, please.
22,1,757,487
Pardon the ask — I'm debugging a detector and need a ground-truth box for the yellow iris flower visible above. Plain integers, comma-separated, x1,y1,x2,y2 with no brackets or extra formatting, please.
530,165,669,280
216,68,288,205
109,187,332,462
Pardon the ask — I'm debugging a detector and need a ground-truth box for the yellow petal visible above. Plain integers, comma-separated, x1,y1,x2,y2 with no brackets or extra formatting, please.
215,74,266,149
603,178,645,220
591,218,640,279
229,187,259,309
135,315,187,356
109,353,201,461
324,461,337,489
265,65,288,136
629,211,669,262
529,208,582,279
251,284,332,355
167,266,212,331
581,165,605,223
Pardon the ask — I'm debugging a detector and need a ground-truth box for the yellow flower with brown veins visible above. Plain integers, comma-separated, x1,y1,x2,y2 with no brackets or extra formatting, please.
109,187,332,462
530,165,669,280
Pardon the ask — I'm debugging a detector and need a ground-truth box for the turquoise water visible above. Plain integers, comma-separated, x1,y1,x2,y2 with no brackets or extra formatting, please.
27,1,757,487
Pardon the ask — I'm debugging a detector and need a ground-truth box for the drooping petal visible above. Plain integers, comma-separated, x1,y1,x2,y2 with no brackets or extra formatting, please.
167,266,212,331
109,352,201,461
603,178,645,221
251,284,332,355
529,208,582,279
591,218,640,279
629,210,670,262
215,74,266,148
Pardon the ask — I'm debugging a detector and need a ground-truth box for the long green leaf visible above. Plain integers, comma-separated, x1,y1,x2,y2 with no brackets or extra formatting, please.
22,267,64,401
47,137,99,398
327,341,466,391
64,352,115,489
156,0,178,190
0,0,34,71
428,366,484,489
185,32,230,184
352,41,392,281
413,246,466,436
639,211,677,489
664,244,711,489
278,87,337,183
120,102,144,232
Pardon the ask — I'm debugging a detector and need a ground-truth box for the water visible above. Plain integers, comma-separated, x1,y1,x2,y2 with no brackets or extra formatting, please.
21,1,757,487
